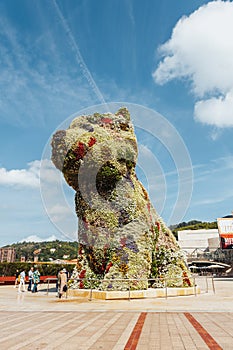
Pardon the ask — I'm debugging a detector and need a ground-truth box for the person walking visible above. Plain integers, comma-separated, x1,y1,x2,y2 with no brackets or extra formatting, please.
58,268,67,299
56,270,61,296
14,269,20,288
18,270,26,293
32,267,40,293
27,267,34,291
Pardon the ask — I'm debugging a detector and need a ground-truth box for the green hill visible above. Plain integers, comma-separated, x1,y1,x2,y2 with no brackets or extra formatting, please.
2,240,78,262
170,220,218,239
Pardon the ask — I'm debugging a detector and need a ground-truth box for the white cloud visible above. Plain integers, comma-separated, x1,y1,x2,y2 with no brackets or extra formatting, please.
194,91,233,127
20,234,58,243
0,161,40,188
153,1,233,128
0,159,65,189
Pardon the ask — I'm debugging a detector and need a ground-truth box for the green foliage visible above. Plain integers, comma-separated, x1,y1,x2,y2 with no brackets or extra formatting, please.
96,162,121,197
2,240,78,262
166,265,183,287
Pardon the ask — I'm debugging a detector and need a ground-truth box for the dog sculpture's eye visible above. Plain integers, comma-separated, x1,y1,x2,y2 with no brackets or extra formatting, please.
96,162,121,199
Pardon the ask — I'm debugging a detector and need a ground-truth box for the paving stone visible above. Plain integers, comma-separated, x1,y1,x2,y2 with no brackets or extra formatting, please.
0,282,233,349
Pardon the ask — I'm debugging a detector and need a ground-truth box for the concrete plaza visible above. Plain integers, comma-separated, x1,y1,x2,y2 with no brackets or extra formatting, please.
0,277,232,349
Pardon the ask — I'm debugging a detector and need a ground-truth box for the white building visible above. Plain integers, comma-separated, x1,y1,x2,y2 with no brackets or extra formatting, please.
178,229,220,255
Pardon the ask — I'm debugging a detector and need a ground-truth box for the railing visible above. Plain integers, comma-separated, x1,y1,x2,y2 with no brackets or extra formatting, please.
192,274,215,294
184,247,233,266
65,275,215,301
43,274,217,300
44,277,58,295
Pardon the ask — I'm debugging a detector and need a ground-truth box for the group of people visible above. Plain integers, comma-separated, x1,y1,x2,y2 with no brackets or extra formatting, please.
15,266,40,293
14,266,68,298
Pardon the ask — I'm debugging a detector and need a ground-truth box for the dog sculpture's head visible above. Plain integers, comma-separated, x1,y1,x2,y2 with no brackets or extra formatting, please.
52,108,136,183
51,108,144,223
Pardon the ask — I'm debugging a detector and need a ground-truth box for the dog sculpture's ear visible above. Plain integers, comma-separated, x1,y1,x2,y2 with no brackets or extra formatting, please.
115,107,131,122
51,130,68,171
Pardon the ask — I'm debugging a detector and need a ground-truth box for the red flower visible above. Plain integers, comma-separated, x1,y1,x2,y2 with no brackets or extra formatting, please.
101,117,112,124
120,237,126,247
183,271,191,286
88,136,96,147
79,269,86,279
73,142,85,160
82,217,89,229
156,222,160,231
106,262,113,273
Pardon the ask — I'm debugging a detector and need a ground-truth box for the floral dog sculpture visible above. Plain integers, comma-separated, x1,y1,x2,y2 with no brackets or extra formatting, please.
51,107,192,290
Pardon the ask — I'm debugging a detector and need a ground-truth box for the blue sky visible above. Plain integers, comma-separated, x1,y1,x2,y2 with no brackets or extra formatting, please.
1,0,233,245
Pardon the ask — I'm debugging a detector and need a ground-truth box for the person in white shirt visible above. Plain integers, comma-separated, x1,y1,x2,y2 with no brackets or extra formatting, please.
27,267,34,291
18,270,26,293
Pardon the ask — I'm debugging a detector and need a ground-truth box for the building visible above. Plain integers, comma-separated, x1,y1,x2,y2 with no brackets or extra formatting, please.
217,215,233,249
0,248,16,262
177,229,220,255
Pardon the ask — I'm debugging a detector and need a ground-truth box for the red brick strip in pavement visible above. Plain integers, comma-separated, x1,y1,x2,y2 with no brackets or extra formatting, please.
184,312,223,350
124,312,147,350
